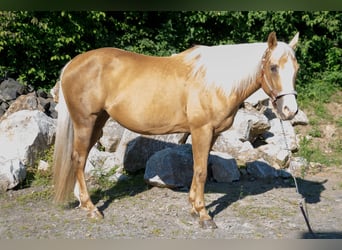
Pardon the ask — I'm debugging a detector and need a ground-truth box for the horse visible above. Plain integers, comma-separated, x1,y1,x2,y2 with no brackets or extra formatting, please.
53,32,299,229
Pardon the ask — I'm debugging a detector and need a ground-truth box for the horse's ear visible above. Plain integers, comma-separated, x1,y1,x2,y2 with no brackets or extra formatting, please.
289,32,299,50
267,32,277,50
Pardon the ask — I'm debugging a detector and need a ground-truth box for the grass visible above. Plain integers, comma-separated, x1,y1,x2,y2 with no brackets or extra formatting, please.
232,203,295,220
295,74,342,170
89,170,148,204
7,143,147,210
21,145,54,188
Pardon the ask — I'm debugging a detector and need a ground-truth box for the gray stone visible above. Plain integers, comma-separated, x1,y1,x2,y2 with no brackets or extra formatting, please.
144,145,241,188
85,146,121,176
263,118,298,152
0,159,26,191
209,151,240,182
144,144,194,188
232,108,270,142
288,157,309,175
246,159,278,178
0,93,45,122
0,110,56,167
236,141,261,165
246,159,292,179
290,109,309,126
257,144,291,169
211,108,269,156
117,129,185,173
0,78,27,102
212,130,245,155
37,160,50,171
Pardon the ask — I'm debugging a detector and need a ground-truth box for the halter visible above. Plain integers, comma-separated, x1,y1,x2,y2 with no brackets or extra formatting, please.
260,48,297,104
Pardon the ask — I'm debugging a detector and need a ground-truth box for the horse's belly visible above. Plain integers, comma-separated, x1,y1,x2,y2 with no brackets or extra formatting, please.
105,94,189,135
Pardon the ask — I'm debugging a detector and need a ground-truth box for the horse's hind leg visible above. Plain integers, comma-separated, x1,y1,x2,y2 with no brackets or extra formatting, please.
72,111,109,219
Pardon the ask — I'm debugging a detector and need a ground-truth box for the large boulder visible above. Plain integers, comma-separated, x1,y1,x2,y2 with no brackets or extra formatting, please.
144,144,194,188
0,159,26,192
263,118,298,152
116,129,186,173
144,144,241,188
0,110,56,190
210,108,270,161
246,159,291,179
209,151,240,183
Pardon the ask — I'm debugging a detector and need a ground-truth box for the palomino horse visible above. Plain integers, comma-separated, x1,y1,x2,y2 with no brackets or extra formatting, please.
53,32,299,229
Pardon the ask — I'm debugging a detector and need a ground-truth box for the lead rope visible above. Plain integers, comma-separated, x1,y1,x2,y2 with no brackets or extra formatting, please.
280,119,316,237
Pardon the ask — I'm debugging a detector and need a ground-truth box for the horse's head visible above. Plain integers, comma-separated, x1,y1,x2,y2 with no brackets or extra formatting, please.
261,32,299,120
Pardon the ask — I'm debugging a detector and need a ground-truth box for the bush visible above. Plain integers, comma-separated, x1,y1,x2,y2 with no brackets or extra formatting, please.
0,11,340,91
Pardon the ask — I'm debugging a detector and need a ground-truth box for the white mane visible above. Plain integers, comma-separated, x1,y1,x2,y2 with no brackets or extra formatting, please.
184,42,269,96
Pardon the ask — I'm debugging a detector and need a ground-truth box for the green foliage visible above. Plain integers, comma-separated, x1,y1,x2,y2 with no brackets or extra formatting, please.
0,11,341,92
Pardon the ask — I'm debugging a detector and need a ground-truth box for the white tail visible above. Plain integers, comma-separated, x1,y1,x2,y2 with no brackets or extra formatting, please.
53,77,76,203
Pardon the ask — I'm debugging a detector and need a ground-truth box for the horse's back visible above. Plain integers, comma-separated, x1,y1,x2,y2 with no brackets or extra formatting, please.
61,47,192,134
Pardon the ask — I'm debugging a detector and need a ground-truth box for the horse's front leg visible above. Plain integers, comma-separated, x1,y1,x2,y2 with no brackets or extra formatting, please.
189,125,217,229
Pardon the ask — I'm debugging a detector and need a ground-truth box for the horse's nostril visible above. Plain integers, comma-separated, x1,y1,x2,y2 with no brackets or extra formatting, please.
283,106,290,114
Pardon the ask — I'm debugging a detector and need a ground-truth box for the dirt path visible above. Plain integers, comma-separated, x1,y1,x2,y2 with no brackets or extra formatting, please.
1,168,341,239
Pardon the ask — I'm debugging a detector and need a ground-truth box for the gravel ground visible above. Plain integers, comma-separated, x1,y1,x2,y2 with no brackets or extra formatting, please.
1,167,341,239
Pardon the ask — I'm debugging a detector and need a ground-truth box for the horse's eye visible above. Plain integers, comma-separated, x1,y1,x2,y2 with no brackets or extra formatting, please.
270,64,278,73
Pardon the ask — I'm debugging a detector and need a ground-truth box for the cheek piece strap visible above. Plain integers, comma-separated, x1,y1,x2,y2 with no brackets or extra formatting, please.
263,73,297,104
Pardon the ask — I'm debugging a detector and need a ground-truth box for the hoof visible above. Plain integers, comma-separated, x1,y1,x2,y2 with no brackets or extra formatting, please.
87,209,104,219
190,211,199,219
199,219,218,229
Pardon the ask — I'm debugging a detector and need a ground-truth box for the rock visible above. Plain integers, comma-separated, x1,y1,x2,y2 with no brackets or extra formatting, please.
117,129,185,173
84,146,121,176
36,89,48,99
232,108,270,142
144,145,241,188
98,118,125,152
287,157,309,175
0,78,27,102
246,159,291,179
0,101,9,111
235,141,261,165
211,108,269,156
212,129,245,155
246,159,278,178
263,118,298,152
209,151,240,182
0,93,45,121
37,160,50,171
144,144,194,188
0,110,56,168
290,109,309,126
0,159,26,191
47,101,58,119
257,144,291,169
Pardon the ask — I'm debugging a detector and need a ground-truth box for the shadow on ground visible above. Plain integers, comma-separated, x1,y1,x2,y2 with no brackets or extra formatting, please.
89,137,326,224
301,231,342,239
